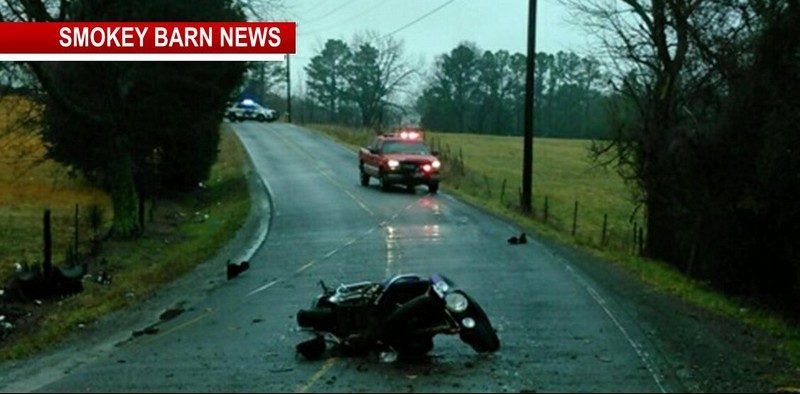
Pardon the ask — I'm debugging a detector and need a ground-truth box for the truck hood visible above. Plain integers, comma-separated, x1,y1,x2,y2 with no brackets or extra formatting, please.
383,154,437,164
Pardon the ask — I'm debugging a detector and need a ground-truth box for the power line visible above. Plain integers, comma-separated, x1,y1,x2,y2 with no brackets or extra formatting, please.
301,0,328,15
304,0,358,24
383,0,459,38
298,0,394,37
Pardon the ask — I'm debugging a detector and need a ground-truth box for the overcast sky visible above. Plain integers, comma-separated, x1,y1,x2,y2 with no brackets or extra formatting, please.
280,0,592,92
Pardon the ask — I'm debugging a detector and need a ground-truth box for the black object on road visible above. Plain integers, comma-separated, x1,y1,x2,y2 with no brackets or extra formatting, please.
507,233,527,245
226,261,250,280
296,273,500,361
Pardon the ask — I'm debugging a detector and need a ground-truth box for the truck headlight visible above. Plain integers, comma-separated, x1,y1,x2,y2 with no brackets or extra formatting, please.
432,160,441,169
445,293,468,313
388,160,400,170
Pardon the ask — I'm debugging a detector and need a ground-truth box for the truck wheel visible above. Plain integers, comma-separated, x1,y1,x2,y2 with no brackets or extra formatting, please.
428,182,439,194
257,114,266,122
380,174,391,192
360,169,370,186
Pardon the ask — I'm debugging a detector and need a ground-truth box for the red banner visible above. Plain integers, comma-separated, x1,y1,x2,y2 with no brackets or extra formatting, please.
0,22,296,61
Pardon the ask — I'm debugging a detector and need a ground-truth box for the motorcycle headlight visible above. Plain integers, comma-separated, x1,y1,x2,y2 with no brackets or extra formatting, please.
445,293,468,313
388,160,400,170
461,317,476,329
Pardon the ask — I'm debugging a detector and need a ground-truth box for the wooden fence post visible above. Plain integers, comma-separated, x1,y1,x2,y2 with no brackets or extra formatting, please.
638,227,645,256
459,148,465,175
43,209,52,278
74,204,79,254
602,213,608,246
572,200,579,236
544,196,549,223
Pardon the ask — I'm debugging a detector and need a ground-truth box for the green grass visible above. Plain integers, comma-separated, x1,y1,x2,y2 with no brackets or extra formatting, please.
0,96,110,284
307,123,800,385
0,125,251,360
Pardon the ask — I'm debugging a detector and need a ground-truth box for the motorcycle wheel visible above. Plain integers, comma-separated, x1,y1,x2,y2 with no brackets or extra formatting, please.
297,308,336,331
459,298,500,353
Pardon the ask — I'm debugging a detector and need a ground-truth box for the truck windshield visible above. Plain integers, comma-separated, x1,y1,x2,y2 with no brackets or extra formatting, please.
382,141,430,155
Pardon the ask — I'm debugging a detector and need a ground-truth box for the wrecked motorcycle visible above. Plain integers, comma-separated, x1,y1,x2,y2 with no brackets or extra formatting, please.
296,274,500,360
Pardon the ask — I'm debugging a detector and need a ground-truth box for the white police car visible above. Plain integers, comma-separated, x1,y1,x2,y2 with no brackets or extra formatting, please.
226,99,278,122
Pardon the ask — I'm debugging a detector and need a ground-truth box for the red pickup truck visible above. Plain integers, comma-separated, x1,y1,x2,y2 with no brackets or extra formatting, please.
358,128,441,193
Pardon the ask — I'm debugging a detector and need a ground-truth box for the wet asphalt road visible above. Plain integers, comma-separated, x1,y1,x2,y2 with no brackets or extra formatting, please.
31,123,682,392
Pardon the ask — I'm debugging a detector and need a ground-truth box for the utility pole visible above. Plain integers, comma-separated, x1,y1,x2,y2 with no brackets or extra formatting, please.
258,62,266,104
286,54,292,123
521,0,537,213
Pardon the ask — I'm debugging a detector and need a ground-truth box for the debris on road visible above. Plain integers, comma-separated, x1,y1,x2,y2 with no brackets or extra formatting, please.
507,233,528,245
226,260,250,280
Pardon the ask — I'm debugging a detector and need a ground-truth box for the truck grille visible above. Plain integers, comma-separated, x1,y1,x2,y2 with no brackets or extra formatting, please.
399,163,418,174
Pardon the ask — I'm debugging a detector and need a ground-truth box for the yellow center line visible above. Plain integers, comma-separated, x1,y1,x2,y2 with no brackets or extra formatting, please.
295,357,338,393
270,127,376,217
139,309,214,346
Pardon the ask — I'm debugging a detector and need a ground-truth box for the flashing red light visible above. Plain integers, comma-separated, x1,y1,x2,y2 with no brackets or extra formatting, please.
399,131,421,140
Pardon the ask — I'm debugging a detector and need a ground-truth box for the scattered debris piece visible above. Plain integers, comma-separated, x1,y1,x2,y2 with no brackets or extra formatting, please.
227,260,250,280
94,270,113,285
507,233,528,245
132,325,160,337
159,307,185,322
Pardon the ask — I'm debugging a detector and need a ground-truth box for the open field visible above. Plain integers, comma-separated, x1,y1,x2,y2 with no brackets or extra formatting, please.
0,96,251,359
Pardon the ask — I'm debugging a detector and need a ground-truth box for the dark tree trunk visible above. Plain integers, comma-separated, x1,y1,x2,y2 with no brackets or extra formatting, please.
109,148,140,238
644,189,677,262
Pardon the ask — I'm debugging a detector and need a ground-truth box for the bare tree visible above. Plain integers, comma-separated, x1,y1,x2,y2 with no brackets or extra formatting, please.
561,0,704,261
350,31,416,129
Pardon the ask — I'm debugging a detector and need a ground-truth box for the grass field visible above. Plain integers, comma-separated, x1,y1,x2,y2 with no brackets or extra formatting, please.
0,96,251,359
426,132,643,250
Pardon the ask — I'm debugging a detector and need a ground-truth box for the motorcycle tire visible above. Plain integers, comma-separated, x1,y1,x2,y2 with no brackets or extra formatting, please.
297,307,336,331
459,296,500,353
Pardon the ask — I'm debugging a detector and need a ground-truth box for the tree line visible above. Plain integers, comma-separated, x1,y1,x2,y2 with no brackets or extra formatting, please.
298,38,613,139
417,44,611,139
565,0,800,313
292,32,414,128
